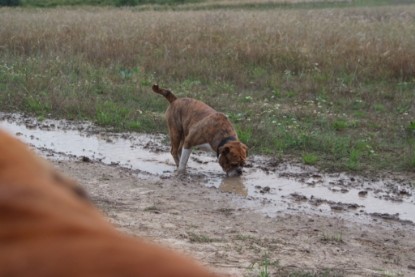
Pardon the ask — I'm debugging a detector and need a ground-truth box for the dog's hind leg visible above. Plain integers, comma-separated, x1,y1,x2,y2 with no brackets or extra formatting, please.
168,129,182,167
177,140,184,163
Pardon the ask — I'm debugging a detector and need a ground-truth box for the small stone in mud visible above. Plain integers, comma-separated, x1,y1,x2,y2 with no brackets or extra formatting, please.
291,193,307,202
266,157,282,168
358,191,368,197
370,212,400,221
25,123,36,129
399,189,412,196
243,162,253,168
330,204,344,211
81,156,91,163
217,208,234,216
144,206,161,214
309,196,325,206
347,203,359,209
260,186,271,194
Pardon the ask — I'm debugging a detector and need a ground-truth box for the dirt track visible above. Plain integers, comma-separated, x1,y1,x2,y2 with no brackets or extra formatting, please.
2,113,415,276
53,159,415,277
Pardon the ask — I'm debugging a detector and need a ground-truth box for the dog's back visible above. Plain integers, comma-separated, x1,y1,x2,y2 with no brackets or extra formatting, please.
152,84,217,131
0,130,218,277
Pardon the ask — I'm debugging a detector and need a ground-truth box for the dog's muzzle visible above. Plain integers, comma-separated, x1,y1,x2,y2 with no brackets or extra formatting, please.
227,167,243,177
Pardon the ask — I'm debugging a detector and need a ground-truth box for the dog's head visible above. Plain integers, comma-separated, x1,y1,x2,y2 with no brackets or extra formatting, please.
218,141,248,177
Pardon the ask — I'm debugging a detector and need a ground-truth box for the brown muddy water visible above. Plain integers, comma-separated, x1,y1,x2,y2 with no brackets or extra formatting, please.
1,113,414,225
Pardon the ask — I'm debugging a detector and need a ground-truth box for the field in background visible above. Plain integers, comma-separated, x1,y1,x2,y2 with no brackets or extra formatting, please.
0,3,414,172
8,0,414,8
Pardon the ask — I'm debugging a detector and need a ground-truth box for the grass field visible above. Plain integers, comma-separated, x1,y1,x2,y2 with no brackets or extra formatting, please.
9,0,415,8
0,2,414,172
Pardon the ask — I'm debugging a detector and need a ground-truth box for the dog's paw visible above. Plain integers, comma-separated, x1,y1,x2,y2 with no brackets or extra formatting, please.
175,169,188,179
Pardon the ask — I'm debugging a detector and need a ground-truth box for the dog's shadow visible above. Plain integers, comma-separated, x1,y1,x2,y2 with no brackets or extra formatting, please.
219,177,247,197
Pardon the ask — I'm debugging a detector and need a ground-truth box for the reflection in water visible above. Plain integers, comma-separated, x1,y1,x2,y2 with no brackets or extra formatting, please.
219,177,248,197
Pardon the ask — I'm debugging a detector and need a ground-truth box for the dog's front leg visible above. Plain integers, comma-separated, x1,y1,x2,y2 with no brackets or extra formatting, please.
178,148,192,172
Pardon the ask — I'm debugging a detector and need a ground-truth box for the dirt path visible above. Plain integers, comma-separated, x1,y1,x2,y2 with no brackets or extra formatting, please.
1,113,415,276
54,159,415,277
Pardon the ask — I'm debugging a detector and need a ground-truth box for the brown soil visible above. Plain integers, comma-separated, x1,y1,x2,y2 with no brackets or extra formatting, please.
54,159,415,277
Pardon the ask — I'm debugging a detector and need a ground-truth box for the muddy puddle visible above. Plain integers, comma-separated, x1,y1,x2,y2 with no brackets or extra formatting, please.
1,113,414,225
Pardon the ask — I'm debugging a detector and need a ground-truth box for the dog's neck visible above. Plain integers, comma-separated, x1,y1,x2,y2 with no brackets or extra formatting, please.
216,136,237,158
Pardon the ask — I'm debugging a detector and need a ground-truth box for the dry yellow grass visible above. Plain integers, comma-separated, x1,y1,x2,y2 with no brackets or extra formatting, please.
181,0,346,7
1,6,414,82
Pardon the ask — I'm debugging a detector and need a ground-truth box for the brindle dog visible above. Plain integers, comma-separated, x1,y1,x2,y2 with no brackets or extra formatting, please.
152,84,248,177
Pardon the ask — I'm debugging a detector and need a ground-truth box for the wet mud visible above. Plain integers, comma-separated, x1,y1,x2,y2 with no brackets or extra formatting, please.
1,112,414,225
1,112,415,276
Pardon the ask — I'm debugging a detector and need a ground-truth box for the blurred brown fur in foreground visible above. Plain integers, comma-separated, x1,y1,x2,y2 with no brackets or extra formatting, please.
0,130,219,277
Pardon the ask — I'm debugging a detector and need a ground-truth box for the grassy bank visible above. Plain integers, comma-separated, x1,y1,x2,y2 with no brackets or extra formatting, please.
0,5,414,172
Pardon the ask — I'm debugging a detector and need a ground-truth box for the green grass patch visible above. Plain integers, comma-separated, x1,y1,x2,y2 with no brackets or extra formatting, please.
96,101,129,127
249,253,279,277
187,232,216,243
257,255,271,277
236,126,253,146
303,153,318,165
408,121,415,133
320,232,344,244
0,0,20,6
25,94,51,115
19,0,201,7
143,205,161,213
287,270,332,277
332,118,357,131
408,153,415,170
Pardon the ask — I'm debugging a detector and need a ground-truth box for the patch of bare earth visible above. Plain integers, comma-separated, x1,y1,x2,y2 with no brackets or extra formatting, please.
54,159,415,277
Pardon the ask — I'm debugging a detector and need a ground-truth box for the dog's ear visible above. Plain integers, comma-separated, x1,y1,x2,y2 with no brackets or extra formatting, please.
219,146,230,156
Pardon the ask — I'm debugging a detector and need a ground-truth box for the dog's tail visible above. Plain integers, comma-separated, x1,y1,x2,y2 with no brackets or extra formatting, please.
152,84,177,103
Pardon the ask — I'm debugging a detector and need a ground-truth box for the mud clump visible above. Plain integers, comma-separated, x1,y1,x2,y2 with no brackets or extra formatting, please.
255,185,271,194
